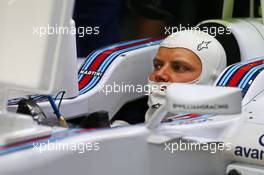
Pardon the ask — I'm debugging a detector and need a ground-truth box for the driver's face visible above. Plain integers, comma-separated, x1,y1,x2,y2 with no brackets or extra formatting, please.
149,47,202,83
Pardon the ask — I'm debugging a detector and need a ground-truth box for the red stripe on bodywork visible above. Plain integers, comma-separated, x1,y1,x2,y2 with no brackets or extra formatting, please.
227,60,263,87
0,136,50,150
170,113,201,121
178,113,201,120
0,129,95,150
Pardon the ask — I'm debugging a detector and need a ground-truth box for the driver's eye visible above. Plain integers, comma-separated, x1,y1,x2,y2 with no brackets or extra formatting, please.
173,64,189,73
153,60,163,70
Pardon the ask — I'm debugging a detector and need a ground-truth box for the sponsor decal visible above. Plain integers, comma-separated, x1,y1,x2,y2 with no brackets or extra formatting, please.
172,104,228,110
197,41,211,51
259,134,264,147
80,70,102,77
234,134,264,160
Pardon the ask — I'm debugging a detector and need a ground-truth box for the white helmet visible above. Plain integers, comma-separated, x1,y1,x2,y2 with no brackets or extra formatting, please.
160,30,226,85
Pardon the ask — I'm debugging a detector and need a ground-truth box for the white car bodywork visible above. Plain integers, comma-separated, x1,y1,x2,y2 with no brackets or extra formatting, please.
1,0,264,175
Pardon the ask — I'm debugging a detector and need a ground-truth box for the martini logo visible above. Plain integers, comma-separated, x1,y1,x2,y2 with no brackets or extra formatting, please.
80,70,102,77
197,41,211,51
234,134,264,160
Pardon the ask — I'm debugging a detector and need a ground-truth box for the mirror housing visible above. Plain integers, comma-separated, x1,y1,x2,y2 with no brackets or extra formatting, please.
167,84,242,115
147,84,242,129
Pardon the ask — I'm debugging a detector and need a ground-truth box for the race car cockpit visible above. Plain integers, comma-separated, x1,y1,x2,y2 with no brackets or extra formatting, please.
7,0,263,126
1,1,264,175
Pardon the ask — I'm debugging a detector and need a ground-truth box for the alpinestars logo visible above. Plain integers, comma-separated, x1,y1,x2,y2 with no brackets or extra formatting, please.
197,41,211,51
234,134,264,160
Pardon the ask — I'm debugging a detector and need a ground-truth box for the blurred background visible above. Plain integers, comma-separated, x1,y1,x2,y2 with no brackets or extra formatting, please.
73,0,261,57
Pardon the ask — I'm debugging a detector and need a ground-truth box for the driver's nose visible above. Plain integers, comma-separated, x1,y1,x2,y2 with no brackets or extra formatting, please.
153,67,170,82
